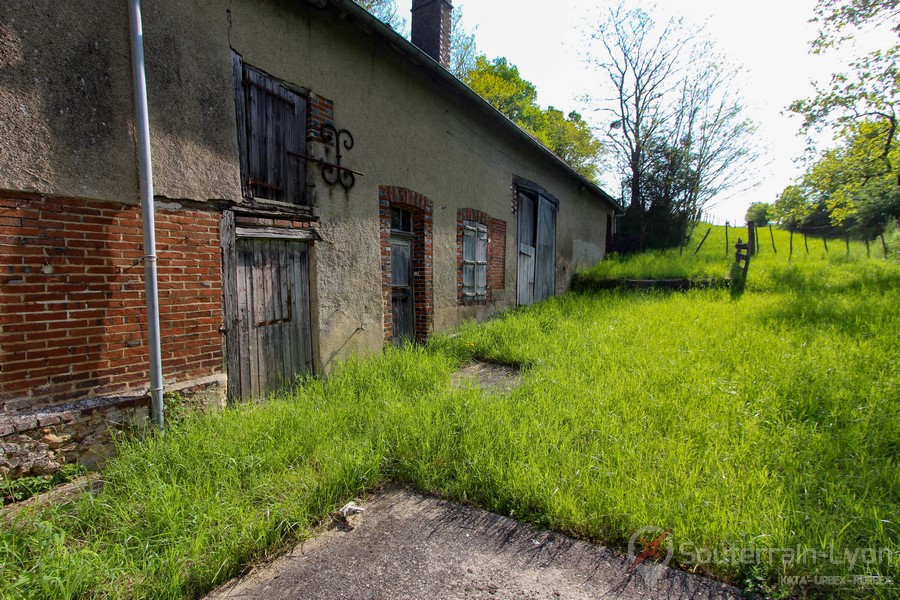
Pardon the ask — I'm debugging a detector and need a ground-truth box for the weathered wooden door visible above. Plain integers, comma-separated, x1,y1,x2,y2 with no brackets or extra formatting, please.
391,235,415,343
517,191,557,306
534,195,557,301
234,237,313,399
517,192,536,306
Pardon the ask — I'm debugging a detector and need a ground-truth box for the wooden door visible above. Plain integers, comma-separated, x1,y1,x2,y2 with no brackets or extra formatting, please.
517,191,557,306
391,235,415,343
517,192,536,306
534,195,557,302
234,237,313,399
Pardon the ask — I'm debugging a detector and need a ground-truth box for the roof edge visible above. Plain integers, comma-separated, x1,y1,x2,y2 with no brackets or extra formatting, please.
315,0,623,213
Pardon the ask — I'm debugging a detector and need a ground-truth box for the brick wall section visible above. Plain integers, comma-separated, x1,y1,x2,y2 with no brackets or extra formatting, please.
307,93,335,144
488,218,506,291
456,208,506,305
0,192,224,414
378,186,433,343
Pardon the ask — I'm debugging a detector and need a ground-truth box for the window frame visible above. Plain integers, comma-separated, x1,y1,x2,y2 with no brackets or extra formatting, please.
461,219,488,300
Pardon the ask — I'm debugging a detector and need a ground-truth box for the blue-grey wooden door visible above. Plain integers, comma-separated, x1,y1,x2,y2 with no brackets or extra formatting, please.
391,235,415,344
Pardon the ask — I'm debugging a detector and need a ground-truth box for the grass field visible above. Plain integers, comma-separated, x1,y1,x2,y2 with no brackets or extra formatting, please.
2,225,898,599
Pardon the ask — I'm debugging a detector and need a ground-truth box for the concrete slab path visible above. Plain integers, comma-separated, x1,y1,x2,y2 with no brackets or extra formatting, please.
207,487,746,599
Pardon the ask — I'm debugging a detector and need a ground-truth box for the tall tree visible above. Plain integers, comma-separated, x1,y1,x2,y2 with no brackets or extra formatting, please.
773,185,812,232
588,5,689,213
588,3,757,249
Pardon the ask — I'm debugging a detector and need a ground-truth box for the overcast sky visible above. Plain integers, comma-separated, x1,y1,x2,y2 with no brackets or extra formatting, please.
396,0,895,224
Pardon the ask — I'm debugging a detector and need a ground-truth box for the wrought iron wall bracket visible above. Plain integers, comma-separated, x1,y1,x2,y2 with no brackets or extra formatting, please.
319,123,357,189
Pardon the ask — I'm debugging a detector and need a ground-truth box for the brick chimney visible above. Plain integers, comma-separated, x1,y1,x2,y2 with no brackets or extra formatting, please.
411,0,453,69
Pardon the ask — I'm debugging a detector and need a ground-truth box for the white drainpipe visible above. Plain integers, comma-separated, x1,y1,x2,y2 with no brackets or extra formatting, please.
127,0,164,430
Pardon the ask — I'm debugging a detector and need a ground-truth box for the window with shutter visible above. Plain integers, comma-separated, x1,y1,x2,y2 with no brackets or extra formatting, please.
232,54,307,205
462,220,488,299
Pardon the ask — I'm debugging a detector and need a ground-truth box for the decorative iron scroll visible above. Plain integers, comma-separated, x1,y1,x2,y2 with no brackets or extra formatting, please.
320,123,355,190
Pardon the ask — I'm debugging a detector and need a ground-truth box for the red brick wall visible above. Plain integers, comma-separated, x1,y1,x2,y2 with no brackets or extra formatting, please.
378,186,433,343
456,208,506,305
0,192,224,413
488,217,506,292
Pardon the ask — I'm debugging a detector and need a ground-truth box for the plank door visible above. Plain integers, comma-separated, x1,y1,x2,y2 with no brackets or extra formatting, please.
234,237,313,399
517,191,557,306
517,192,536,306
534,195,557,302
391,235,415,343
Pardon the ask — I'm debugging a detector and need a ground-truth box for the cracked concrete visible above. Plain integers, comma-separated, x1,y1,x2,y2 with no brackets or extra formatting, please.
207,487,746,600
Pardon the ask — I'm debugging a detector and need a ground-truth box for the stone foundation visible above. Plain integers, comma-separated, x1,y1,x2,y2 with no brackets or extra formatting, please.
0,375,226,479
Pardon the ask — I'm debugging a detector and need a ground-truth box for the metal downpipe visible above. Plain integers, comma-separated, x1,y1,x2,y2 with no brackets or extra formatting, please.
127,0,164,430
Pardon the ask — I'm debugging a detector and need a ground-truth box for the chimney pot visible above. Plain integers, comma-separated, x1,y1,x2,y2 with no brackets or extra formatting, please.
411,0,453,69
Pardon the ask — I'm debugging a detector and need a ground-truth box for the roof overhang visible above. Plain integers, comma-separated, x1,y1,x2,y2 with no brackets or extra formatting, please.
306,0,624,214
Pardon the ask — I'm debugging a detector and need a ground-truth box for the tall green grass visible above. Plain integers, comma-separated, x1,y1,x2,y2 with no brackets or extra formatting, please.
2,230,898,599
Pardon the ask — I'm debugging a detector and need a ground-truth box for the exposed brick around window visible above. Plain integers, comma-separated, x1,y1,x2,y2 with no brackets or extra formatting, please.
378,186,433,343
456,209,506,306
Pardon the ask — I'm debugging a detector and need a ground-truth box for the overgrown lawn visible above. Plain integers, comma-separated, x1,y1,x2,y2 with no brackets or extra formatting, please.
2,229,898,599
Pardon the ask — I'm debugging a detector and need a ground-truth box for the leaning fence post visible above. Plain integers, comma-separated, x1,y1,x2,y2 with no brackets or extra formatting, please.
694,227,712,255
769,224,777,254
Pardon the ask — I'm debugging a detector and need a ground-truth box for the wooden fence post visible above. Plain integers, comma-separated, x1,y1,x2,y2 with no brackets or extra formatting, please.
769,224,777,254
725,223,730,258
789,229,794,260
824,236,829,252
804,233,809,254
747,221,756,256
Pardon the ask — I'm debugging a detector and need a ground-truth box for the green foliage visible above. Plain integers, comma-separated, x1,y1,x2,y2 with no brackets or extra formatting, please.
778,119,900,238
464,56,602,181
2,233,898,598
773,185,812,231
811,0,900,51
745,202,771,226
1,464,87,506
532,108,603,181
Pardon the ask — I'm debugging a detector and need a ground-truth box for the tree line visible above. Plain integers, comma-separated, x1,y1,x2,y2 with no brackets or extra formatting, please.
768,0,899,245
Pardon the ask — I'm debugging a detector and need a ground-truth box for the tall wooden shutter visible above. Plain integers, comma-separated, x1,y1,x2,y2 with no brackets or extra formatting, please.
232,53,307,204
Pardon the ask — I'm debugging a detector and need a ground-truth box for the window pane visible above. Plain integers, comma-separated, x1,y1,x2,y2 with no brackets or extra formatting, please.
391,207,403,231
402,209,412,232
